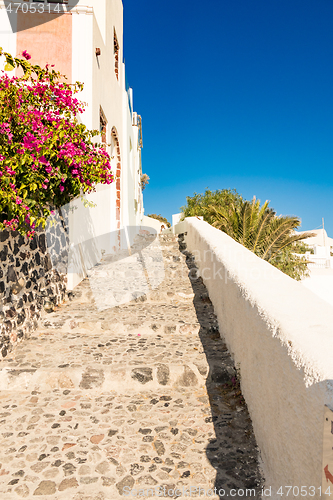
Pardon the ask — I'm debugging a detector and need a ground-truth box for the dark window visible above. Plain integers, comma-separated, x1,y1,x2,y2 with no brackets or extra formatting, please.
114,29,119,80
100,108,107,145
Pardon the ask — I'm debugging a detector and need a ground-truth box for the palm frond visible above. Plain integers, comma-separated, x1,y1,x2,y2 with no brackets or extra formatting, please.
268,231,317,260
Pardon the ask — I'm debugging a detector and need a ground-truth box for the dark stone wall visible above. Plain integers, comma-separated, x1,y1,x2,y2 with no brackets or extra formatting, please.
0,209,69,358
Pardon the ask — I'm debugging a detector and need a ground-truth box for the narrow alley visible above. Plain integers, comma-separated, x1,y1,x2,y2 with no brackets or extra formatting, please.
0,234,263,499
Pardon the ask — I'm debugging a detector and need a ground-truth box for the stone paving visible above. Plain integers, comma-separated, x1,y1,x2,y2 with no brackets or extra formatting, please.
0,234,263,499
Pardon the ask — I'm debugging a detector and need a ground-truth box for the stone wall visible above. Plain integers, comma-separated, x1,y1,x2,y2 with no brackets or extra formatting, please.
0,209,69,358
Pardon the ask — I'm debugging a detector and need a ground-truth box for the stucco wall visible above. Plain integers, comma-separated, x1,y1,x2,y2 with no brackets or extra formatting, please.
142,216,164,234
16,12,72,79
184,217,333,497
0,0,144,291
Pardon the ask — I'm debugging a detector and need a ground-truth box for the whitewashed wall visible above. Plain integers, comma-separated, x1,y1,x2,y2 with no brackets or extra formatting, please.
184,217,333,497
69,1,144,287
0,7,17,58
142,216,164,234
0,0,144,291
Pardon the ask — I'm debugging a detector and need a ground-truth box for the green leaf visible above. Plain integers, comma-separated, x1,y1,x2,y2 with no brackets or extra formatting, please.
4,63,14,72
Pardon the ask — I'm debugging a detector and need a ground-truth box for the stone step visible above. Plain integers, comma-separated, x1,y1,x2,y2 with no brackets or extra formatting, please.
0,234,263,499
57,240,196,313
54,288,199,314
36,294,214,333
0,361,236,393
40,317,205,335
0,387,235,500
0,322,228,373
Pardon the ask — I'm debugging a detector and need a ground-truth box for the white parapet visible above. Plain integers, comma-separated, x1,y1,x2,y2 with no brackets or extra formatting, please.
142,215,164,234
184,217,333,497
172,212,183,227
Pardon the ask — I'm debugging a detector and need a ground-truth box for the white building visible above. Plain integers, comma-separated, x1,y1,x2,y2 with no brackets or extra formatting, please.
0,0,145,288
294,228,333,307
296,228,333,269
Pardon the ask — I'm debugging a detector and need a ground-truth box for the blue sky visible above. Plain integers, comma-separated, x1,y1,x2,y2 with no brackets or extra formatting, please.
123,0,333,234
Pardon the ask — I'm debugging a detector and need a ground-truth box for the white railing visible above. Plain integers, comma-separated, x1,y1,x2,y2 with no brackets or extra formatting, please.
308,258,330,269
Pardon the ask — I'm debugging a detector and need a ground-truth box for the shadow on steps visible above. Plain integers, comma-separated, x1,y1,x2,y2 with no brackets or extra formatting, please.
178,233,264,499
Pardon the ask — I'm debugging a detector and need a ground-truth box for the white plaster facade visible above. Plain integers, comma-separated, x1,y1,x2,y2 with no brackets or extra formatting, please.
293,229,333,307
183,217,333,497
296,229,333,269
302,268,333,308
0,0,145,288
141,216,165,234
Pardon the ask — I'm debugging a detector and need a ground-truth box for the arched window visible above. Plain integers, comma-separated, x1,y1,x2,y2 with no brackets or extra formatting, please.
114,29,119,80
100,107,107,146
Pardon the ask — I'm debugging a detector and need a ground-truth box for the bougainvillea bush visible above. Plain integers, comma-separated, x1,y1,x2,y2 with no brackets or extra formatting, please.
0,49,114,237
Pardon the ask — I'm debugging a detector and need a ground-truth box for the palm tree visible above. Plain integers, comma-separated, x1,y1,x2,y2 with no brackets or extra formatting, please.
204,197,315,264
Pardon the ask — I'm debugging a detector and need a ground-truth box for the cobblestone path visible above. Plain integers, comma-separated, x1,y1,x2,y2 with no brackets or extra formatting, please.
0,235,263,499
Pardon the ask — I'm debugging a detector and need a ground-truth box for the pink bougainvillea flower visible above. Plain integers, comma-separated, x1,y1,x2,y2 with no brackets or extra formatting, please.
39,156,49,165
22,132,38,150
22,50,31,60
0,49,113,237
